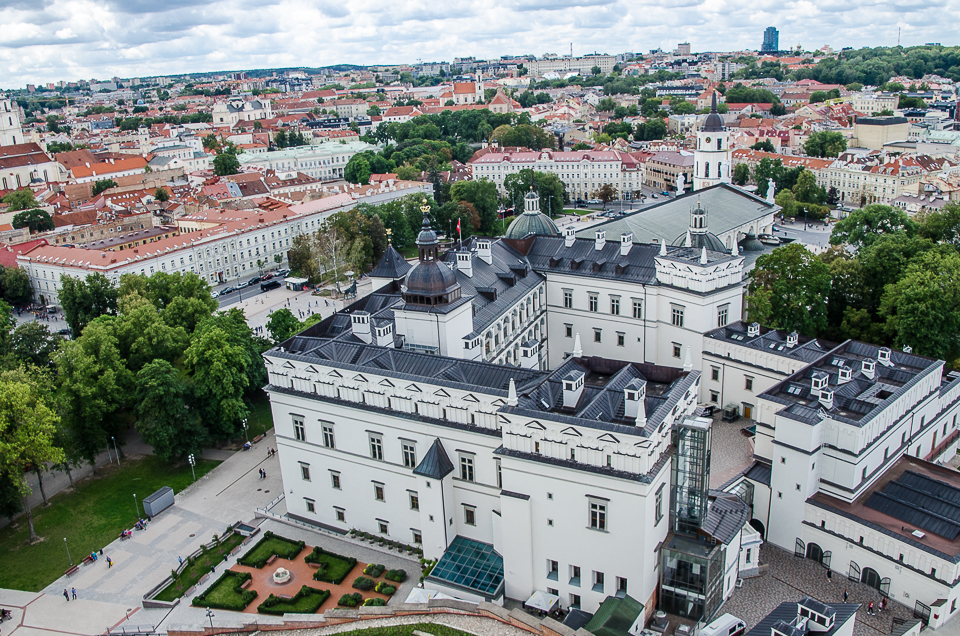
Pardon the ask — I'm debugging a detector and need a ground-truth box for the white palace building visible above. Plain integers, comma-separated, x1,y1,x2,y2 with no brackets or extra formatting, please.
263,176,960,627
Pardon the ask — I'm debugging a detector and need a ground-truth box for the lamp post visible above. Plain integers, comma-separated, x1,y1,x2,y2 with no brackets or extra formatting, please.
111,436,120,466
64,537,73,566
242,419,249,444
188,454,196,482
133,493,140,519
548,195,554,219
206,609,215,630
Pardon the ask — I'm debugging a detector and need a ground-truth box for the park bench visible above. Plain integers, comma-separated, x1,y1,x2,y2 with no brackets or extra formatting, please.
240,579,252,589
82,555,95,565
277,594,293,600
265,555,278,566
65,565,80,576
252,434,265,443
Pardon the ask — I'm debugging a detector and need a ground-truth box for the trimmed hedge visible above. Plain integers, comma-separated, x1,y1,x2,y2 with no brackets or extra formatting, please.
304,546,358,584
257,585,330,615
363,563,385,577
352,576,375,591
338,592,363,607
192,571,257,611
238,531,305,568
334,625,473,636
375,581,396,596
384,569,407,583
363,597,387,606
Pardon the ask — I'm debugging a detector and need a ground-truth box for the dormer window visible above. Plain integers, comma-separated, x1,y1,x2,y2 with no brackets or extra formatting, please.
747,322,760,337
786,331,799,347
811,374,828,393
838,367,852,382
878,347,891,364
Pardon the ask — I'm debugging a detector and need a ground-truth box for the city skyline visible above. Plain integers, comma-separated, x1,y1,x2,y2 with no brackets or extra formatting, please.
1,0,956,87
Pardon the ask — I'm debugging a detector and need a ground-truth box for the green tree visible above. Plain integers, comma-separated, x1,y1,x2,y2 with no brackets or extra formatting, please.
91,179,118,196
115,293,189,372
266,308,301,343
344,155,371,185
596,184,618,204
879,249,960,361
750,139,775,152
916,203,960,248
450,179,500,234
747,243,831,335
803,131,847,158
2,189,39,211
596,97,617,112
830,204,916,249
0,371,64,541
9,322,62,368
591,66,602,76
367,105,381,117
58,273,119,336
792,169,826,205
154,187,170,202
501,169,567,220
287,233,318,279
810,91,829,103
12,208,54,233
673,101,696,115
183,322,250,441
212,152,240,176
732,163,751,186
2,267,33,306
135,360,203,462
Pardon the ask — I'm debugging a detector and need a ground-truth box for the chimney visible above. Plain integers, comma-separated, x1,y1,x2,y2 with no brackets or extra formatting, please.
456,250,473,277
878,346,892,366
476,239,492,264
660,238,667,256
747,322,760,337
562,370,585,409
862,358,876,380
572,332,582,358
565,226,576,248
786,331,799,347
819,387,834,410
623,378,646,425
350,311,371,343
620,233,633,256
595,230,605,251
507,378,518,407
700,246,707,265
902,345,913,354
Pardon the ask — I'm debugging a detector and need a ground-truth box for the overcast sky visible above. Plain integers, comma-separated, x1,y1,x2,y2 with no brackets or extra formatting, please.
1,0,953,87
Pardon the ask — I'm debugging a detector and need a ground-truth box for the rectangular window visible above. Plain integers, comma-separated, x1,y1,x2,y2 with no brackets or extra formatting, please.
655,484,665,525
593,571,605,593
412,530,422,544
710,390,719,403
305,498,315,513
300,463,311,481
378,521,388,535
369,435,383,461
717,304,729,327
610,297,620,315
589,500,607,531
745,376,754,391
617,332,625,347
745,548,752,564
460,454,475,482
616,576,628,596
547,559,559,580
374,483,385,501
402,442,417,468
594,329,601,343
570,565,581,586
672,343,681,358
495,458,502,489
563,289,573,308
671,306,685,327
335,507,345,522
711,367,720,382
588,293,598,312
632,299,642,318
321,423,335,448
293,416,305,441
330,471,341,489
570,594,581,609
409,491,419,510
464,506,476,526
565,324,572,338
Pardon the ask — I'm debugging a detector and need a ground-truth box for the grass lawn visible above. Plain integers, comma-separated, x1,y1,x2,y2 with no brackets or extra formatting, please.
192,570,256,611
154,532,246,602
0,455,220,592
238,532,304,567
245,390,275,438
257,586,330,615
306,547,357,584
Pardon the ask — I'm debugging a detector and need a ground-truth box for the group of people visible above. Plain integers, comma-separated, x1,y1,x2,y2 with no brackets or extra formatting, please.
840,589,888,617
258,468,268,479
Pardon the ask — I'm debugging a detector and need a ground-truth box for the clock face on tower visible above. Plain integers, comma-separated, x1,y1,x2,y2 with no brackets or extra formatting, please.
705,137,712,144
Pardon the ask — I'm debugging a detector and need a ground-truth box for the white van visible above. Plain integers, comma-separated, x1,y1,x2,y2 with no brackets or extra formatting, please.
700,614,746,636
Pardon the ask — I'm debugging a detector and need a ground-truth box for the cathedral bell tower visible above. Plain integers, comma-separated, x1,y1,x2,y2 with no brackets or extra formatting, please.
693,92,730,191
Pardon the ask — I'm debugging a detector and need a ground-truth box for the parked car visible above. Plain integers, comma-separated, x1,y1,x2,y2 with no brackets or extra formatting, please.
236,281,250,289
276,268,291,277
587,198,602,204
210,290,220,298
221,286,235,295
651,193,658,199
261,280,282,292
261,273,274,281
661,191,670,196
247,276,261,286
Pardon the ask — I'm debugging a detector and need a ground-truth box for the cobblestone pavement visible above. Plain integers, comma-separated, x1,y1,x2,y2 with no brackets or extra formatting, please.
709,413,755,489
719,545,918,636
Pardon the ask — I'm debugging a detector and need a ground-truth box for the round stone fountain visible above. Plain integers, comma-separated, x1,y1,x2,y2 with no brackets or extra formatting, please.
272,567,291,584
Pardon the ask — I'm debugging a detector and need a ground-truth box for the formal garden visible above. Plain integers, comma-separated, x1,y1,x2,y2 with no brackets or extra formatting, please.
154,531,246,602
192,530,407,614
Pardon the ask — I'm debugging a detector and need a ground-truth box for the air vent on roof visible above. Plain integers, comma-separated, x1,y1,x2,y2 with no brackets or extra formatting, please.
912,529,926,539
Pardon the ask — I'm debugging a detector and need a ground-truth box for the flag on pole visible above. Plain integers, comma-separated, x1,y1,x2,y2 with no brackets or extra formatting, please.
457,218,462,245
456,218,461,233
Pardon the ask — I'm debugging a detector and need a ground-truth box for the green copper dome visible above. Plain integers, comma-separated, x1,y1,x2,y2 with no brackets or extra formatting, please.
504,190,560,239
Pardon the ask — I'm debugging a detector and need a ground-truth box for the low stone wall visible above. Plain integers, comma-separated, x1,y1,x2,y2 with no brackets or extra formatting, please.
166,599,587,636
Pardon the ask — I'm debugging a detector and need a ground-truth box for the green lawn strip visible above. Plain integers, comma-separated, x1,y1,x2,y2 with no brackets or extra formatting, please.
305,546,357,584
154,533,246,602
237,531,305,568
245,390,274,438
257,585,330,615
334,624,475,636
192,571,257,611
0,455,220,592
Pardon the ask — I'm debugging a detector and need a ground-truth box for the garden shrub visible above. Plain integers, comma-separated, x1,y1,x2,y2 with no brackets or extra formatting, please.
257,585,330,615
385,569,407,583
237,531,305,568
191,571,257,611
375,581,396,596
363,563,385,577
352,576,375,591
339,592,363,607
305,546,357,584
363,597,387,606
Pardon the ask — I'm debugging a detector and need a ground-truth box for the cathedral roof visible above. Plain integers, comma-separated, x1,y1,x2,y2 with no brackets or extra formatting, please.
369,244,412,280
702,92,725,133
671,230,728,253
504,209,560,239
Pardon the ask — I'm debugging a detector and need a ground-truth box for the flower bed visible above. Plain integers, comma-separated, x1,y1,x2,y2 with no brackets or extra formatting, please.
154,532,245,602
192,571,257,611
257,585,330,615
304,546,358,584
237,531,305,568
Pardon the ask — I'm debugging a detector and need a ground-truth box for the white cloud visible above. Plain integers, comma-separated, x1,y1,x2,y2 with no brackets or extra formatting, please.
0,0,955,86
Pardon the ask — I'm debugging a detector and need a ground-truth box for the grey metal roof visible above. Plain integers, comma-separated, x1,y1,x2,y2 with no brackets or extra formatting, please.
504,210,560,239
865,470,960,541
701,491,751,545
745,461,772,487
704,321,837,365
577,183,779,246
412,438,455,479
744,600,859,636
369,244,412,280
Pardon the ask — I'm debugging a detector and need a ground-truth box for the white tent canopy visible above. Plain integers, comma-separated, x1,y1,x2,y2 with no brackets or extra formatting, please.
405,588,439,604
525,590,559,612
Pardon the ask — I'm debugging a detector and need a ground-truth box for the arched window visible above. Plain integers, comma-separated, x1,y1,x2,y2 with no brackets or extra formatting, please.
704,162,710,179
717,138,722,150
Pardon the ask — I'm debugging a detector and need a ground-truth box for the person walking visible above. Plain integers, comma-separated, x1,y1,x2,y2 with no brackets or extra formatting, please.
71,588,77,600
178,556,183,565
107,557,113,568
843,589,848,602
868,601,874,615
63,589,69,602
